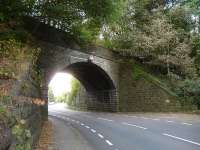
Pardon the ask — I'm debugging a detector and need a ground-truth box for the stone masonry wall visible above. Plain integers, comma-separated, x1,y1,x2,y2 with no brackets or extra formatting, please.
119,61,181,112
0,96,45,149
0,56,45,149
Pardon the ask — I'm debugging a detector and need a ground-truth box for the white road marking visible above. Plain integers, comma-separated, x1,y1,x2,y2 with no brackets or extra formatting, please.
162,116,175,119
85,126,90,129
98,133,104,139
140,117,150,120
98,117,113,122
122,122,147,130
152,118,160,121
126,115,138,118
166,120,174,123
163,133,200,146
91,129,96,133
182,122,192,126
106,140,113,146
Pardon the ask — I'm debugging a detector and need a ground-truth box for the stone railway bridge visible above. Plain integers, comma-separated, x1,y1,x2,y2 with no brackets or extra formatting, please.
0,17,182,149
24,17,180,115
39,39,120,112
25,18,120,112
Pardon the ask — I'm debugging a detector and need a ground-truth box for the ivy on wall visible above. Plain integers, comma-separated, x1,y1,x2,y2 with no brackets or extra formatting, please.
0,105,32,150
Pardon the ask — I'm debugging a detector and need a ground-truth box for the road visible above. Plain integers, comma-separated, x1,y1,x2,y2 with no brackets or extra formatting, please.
49,103,200,150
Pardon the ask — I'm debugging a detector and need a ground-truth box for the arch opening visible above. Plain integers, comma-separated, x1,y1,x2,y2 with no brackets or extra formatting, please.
48,62,117,111
65,62,115,91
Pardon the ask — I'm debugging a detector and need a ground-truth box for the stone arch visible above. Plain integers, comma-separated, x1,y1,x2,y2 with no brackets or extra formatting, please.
47,61,118,111
65,62,116,91
37,40,119,112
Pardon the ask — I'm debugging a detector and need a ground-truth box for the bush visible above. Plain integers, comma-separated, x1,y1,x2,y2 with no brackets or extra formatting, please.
176,78,200,109
12,119,32,150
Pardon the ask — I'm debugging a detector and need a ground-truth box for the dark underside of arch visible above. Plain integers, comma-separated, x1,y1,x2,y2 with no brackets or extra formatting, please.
64,62,115,92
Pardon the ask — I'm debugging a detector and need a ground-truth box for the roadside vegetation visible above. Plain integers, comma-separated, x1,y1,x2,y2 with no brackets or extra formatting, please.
48,77,81,106
43,0,200,111
0,1,200,148
1,0,200,119
102,0,200,110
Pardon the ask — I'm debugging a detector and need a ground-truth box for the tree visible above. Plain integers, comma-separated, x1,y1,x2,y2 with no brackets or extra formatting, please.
0,0,123,44
108,0,194,77
178,0,200,33
192,35,200,75
146,16,194,76
176,78,200,109
55,93,68,103
104,0,199,110
67,78,80,106
0,0,34,22
48,86,55,102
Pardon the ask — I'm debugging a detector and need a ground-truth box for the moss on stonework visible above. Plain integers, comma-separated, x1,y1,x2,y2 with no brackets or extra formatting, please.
132,65,144,80
0,32,42,149
131,61,178,97
0,40,28,77
118,59,183,112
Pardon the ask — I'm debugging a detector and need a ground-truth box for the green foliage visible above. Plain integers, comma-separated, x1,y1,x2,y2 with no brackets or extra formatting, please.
0,0,34,22
1,0,123,44
132,65,145,80
176,78,200,109
55,93,68,103
131,62,178,97
105,0,196,77
180,0,200,15
0,104,15,128
0,95,12,104
0,98,33,149
0,105,8,120
50,77,80,105
48,86,55,102
106,0,199,111
0,30,30,43
67,78,80,106
12,119,32,150
102,38,113,49
192,35,200,75
0,39,41,81
72,22,100,45
167,7,194,32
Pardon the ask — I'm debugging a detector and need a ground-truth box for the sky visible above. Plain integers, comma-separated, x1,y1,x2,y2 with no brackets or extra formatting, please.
49,73,72,96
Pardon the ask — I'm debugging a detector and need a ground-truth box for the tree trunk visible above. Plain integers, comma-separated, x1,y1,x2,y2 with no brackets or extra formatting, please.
197,103,200,110
167,47,170,76
198,15,200,34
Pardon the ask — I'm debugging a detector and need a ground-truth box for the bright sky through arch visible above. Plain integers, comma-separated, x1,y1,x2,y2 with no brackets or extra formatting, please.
49,73,72,96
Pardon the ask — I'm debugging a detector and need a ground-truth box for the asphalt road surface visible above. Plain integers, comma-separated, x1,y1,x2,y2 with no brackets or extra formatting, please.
49,103,200,150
